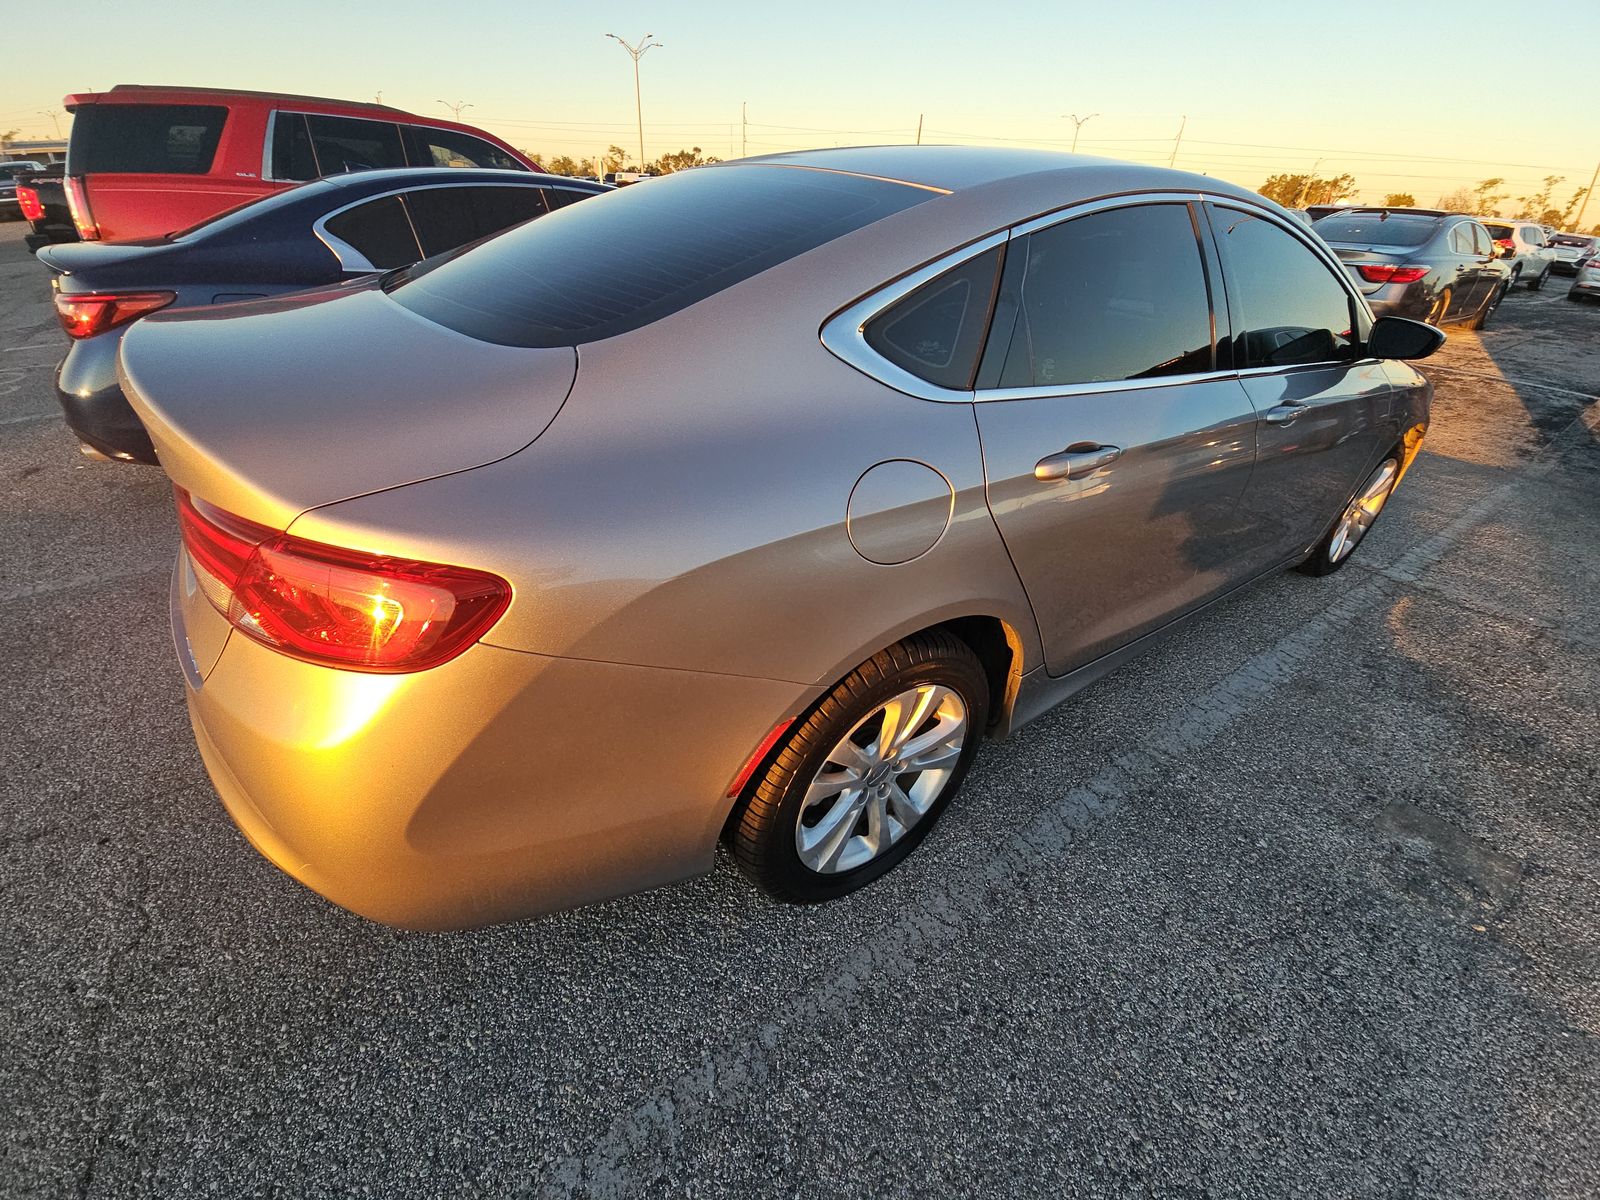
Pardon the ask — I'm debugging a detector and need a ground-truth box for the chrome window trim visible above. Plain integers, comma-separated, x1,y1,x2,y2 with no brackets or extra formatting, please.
821,188,1383,406
312,180,596,273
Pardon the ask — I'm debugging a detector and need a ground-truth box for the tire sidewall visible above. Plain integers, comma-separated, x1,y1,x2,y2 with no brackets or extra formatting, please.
760,651,989,902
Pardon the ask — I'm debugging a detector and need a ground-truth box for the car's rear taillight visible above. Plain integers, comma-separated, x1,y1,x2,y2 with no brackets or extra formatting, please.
1493,238,1514,250
175,488,511,673
54,291,176,339
1356,264,1429,285
16,185,44,221
63,175,99,240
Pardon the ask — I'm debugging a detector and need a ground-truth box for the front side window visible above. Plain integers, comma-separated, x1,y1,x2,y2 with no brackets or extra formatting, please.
1209,206,1356,369
403,185,549,257
322,195,423,269
995,203,1213,388
863,245,1002,390
68,104,228,175
303,115,407,175
403,126,526,171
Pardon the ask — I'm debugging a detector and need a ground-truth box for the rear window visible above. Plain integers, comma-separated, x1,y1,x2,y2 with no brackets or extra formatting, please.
1484,223,1513,239
1311,213,1439,248
1552,235,1595,249
69,104,227,175
388,165,935,347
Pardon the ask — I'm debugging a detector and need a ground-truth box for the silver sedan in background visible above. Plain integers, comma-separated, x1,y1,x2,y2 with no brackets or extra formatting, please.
119,147,1441,929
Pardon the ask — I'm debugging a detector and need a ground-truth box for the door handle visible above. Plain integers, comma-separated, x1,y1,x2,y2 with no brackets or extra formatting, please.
1034,443,1122,481
1264,401,1308,426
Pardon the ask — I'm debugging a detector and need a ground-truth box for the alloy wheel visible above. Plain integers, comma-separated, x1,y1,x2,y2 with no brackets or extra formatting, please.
1328,458,1399,564
795,684,968,874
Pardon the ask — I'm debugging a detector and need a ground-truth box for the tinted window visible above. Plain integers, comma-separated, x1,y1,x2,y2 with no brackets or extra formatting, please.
323,195,423,269
864,246,1002,390
1522,226,1545,246
270,112,318,181
1484,223,1513,240
1313,213,1439,247
389,164,933,347
404,185,549,257
1211,207,1356,368
1470,225,1492,255
995,204,1212,388
1449,224,1475,254
304,115,406,175
69,104,227,175
402,126,526,171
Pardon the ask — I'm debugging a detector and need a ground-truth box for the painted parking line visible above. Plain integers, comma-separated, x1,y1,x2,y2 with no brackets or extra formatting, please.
1422,364,1598,401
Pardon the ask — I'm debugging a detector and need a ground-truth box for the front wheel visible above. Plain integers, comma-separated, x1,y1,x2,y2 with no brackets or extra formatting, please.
1528,266,1548,291
729,631,989,903
1467,282,1506,330
1297,456,1400,577
1426,286,1452,326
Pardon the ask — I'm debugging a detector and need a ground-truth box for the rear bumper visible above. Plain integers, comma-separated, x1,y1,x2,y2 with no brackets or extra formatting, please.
173,566,817,929
1570,276,1600,296
1363,282,1434,321
54,330,158,464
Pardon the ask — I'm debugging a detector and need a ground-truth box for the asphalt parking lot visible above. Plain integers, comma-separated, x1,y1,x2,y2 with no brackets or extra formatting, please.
2,216,1597,1198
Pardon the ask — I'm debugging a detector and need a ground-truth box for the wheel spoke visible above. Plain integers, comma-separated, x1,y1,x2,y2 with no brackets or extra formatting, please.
807,791,864,872
865,789,893,855
827,738,874,774
887,781,926,826
804,767,860,807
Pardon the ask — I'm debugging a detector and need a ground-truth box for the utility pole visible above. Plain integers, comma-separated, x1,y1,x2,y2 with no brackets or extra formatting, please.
742,100,747,158
1168,115,1186,167
437,99,473,120
606,32,663,170
1575,157,1600,233
916,114,923,145
1294,158,1324,208
1061,112,1099,154
37,109,62,138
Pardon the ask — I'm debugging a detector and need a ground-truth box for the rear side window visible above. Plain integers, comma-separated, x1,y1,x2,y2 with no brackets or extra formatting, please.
863,246,1002,390
323,195,423,269
402,127,526,171
304,115,406,175
995,203,1214,388
69,104,227,175
270,112,318,181
1449,224,1475,254
389,165,934,347
404,185,550,257
1210,207,1356,368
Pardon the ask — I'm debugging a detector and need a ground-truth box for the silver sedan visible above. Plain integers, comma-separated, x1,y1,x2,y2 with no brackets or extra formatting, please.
120,146,1442,928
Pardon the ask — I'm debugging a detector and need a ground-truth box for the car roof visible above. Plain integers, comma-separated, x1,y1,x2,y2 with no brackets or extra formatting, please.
66,83,413,117
721,144,1261,201
315,167,597,191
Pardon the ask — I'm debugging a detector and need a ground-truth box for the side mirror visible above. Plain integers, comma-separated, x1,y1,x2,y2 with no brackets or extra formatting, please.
1368,315,1446,361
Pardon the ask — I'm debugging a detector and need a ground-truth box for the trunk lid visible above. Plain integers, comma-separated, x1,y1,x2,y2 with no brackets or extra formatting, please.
1321,243,1406,296
118,281,578,530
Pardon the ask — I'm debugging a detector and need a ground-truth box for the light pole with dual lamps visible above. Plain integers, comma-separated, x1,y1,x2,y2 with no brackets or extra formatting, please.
605,32,663,172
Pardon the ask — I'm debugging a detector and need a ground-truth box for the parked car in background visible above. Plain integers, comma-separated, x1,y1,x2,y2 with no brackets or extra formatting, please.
43,168,604,463
1482,220,1555,289
1548,233,1599,275
117,146,1441,929
58,84,540,242
0,160,49,220
1312,207,1512,328
1569,257,1600,302
15,170,76,250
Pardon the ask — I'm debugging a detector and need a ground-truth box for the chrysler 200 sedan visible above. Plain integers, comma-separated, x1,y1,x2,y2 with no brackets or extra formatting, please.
119,147,1442,929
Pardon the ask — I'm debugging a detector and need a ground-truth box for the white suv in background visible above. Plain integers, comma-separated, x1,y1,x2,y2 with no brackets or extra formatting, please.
1483,220,1556,290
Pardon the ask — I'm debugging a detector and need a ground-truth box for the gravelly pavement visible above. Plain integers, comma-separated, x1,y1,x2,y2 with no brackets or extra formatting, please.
1,218,1597,1198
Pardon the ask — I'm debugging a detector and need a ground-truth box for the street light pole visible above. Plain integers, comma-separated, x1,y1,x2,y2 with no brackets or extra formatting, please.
38,109,62,138
1061,112,1099,154
606,32,663,170
437,100,473,120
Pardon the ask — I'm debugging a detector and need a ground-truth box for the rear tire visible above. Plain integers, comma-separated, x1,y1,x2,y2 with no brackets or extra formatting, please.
1297,456,1401,577
730,631,989,903
1528,266,1548,291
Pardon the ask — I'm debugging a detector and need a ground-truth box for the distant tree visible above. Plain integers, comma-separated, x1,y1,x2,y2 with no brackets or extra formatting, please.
1514,175,1563,221
1472,176,1508,216
1382,192,1417,208
0,128,17,147
1557,187,1589,230
1436,187,1474,213
543,155,587,177
646,146,720,175
1259,172,1358,208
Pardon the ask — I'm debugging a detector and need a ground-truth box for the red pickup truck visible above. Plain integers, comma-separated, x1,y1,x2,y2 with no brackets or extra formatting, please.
61,84,539,242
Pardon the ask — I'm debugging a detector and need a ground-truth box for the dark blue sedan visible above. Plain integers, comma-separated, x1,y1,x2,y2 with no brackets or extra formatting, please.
41,167,608,463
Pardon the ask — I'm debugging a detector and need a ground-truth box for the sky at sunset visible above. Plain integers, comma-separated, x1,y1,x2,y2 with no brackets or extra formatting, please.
3,0,1597,211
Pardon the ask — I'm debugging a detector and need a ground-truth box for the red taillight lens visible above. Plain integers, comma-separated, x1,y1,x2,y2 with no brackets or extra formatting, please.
16,185,44,221
63,175,98,240
175,488,511,673
1356,264,1429,285
1493,238,1514,250
54,291,176,339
